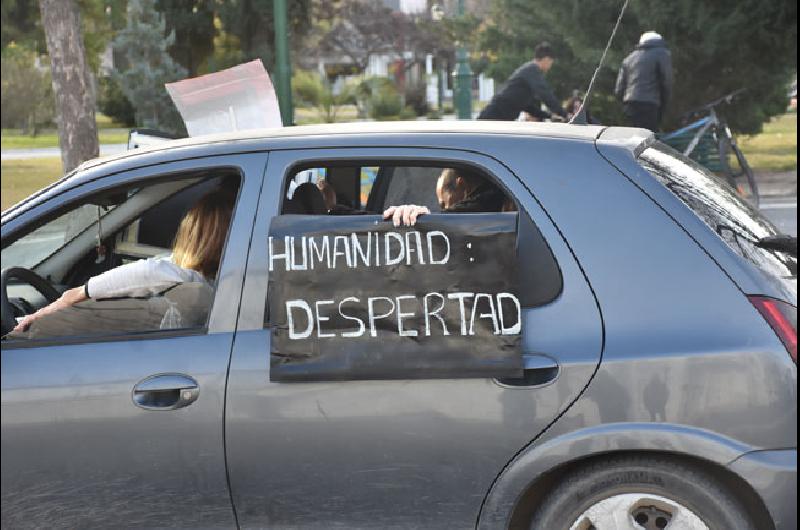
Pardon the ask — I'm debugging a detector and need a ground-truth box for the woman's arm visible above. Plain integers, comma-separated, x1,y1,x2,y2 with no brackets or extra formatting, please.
12,286,87,332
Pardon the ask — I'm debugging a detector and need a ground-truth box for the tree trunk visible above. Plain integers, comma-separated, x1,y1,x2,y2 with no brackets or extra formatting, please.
39,0,99,173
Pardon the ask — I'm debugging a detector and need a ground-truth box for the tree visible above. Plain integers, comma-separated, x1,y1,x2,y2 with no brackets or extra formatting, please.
0,43,54,133
479,0,797,133
39,0,98,172
112,0,187,134
156,0,216,77
216,0,311,72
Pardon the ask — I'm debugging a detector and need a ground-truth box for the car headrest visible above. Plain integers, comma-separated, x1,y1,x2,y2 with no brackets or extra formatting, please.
284,182,327,215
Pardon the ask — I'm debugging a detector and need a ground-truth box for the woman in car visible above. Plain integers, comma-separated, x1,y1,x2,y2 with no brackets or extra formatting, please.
12,189,235,333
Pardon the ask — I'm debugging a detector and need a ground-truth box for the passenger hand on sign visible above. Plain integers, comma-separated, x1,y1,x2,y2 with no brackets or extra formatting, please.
383,205,430,227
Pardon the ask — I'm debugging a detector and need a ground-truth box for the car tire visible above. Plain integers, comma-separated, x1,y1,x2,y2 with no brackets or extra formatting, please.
529,455,756,530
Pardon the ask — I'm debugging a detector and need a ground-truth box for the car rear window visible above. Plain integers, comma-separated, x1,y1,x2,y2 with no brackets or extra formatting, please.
639,143,796,283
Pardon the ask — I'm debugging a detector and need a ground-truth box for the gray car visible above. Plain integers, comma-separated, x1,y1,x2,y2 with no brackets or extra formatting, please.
1,121,796,529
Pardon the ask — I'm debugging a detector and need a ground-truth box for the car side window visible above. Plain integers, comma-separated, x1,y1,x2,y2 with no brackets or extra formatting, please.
265,162,561,329
2,172,241,344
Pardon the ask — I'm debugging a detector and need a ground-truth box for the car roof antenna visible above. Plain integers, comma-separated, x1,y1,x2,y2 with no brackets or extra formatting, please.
570,0,630,125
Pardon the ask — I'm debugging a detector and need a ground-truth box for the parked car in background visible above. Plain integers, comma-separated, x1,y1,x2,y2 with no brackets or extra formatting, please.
1,121,796,529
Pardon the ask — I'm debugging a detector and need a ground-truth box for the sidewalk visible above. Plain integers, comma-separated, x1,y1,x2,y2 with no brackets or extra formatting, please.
755,170,797,198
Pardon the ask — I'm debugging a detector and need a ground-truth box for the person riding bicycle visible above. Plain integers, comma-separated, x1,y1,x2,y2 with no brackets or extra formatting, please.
478,43,568,122
615,31,673,131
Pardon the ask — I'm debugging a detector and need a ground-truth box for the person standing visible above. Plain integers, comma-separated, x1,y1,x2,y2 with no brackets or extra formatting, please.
615,31,673,131
478,42,568,122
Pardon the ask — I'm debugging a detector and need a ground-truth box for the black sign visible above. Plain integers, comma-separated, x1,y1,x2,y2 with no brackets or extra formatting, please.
268,214,522,381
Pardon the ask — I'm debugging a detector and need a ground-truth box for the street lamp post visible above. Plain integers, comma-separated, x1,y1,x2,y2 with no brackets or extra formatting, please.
273,0,293,126
452,0,473,119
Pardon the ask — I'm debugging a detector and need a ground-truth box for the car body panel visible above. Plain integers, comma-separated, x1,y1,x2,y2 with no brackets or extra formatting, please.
728,449,797,530
224,146,604,528
1,153,268,526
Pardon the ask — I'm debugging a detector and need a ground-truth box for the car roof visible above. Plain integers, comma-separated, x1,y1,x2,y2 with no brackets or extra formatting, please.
2,122,651,221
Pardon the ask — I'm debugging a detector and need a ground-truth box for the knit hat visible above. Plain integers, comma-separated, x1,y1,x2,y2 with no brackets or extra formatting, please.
639,31,663,44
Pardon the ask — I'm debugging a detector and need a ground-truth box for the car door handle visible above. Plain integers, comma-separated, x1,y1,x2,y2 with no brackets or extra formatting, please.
495,353,560,388
132,374,199,411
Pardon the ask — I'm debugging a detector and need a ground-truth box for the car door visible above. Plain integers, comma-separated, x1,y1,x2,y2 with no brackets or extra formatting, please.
225,147,603,528
1,153,267,528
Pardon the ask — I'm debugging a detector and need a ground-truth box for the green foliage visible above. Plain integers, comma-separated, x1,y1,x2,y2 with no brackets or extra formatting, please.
112,0,187,135
156,0,215,76
215,0,311,72
404,83,429,117
0,43,55,134
292,69,356,123
354,77,403,120
98,74,136,127
479,0,797,134
1,0,44,51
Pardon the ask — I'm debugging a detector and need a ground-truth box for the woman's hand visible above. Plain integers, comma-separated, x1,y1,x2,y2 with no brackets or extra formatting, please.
12,286,88,333
383,205,430,227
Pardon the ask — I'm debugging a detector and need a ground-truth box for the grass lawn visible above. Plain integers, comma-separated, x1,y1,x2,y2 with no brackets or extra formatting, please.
738,112,797,173
1,128,129,150
1,157,63,211
1,113,130,150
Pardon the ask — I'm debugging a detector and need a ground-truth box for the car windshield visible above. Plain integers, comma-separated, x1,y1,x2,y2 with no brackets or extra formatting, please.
1,204,109,271
639,143,797,282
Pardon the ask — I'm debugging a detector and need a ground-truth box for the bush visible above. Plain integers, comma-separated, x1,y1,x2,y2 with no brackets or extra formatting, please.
404,83,429,116
98,76,136,127
399,106,418,120
368,84,403,120
0,44,55,134
293,70,356,123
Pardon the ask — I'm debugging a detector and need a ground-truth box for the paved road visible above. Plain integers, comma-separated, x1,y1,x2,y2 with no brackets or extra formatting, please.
760,197,797,236
1,144,127,161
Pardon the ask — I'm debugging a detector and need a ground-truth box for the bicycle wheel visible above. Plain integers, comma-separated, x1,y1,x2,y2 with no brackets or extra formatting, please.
717,130,759,207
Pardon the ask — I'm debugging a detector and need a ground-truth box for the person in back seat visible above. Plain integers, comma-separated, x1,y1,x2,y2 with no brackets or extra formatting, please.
383,168,514,227
13,188,235,334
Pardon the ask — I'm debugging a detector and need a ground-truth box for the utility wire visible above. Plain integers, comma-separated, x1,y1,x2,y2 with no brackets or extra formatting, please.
570,0,630,124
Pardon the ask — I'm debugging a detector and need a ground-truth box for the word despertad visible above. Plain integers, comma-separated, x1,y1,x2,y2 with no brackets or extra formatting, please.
269,230,451,271
286,292,521,340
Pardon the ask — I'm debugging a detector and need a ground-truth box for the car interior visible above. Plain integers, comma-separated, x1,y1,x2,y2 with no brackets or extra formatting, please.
1,170,241,341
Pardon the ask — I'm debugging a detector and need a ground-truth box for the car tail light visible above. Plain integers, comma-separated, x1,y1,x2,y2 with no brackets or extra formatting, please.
748,295,797,362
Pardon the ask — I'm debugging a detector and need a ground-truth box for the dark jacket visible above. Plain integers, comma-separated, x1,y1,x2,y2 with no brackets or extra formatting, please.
479,61,567,121
615,38,673,107
445,183,508,213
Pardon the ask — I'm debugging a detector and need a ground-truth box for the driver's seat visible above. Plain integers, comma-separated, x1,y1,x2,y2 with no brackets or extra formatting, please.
8,282,214,340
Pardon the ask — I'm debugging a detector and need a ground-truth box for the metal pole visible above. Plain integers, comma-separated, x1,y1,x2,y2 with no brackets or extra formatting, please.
273,0,293,125
453,0,473,119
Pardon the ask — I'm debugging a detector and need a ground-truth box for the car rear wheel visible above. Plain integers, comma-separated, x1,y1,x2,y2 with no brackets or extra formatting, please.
529,455,756,530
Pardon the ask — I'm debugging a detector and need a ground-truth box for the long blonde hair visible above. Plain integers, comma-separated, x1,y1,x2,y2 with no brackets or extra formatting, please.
172,189,235,279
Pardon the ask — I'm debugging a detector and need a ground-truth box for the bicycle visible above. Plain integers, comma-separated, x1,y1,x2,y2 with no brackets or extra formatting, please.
659,89,759,207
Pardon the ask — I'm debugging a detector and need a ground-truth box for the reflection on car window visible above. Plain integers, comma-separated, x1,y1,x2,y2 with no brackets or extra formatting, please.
1,204,110,270
640,144,797,280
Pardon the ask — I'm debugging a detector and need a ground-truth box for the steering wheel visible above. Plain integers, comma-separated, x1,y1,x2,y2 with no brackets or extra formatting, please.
1,267,61,336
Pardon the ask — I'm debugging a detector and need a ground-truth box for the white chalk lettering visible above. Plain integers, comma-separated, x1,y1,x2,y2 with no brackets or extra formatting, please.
427,231,450,264
314,300,335,338
395,295,418,337
384,232,405,266
447,292,475,335
339,297,365,337
289,236,308,270
423,292,450,336
469,293,499,335
367,296,395,337
351,233,371,267
332,235,353,268
497,292,522,335
309,236,332,269
405,231,425,265
269,236,290,272
286,299,313,339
